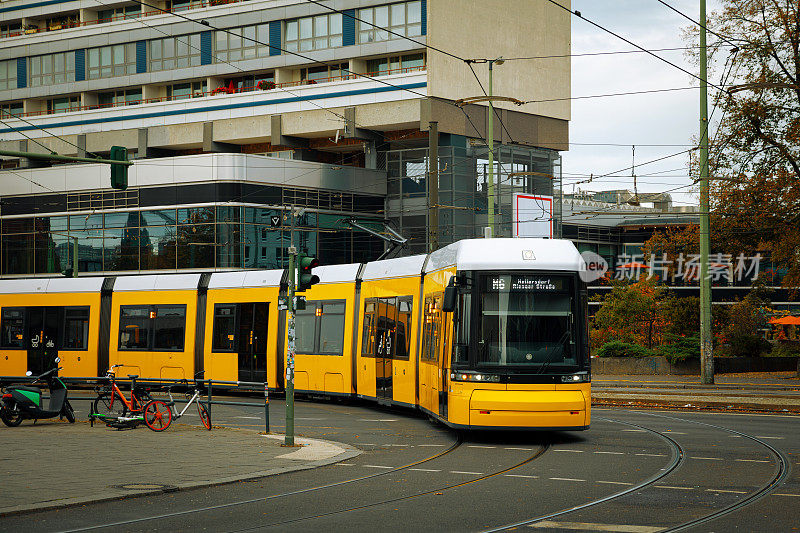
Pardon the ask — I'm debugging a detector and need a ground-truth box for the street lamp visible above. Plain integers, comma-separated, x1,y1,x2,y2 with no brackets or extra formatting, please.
459,58,526,238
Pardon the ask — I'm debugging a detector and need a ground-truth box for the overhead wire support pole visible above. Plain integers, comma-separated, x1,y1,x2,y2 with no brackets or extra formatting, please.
285,206,297,446
488,60,495,237
699,0,714,384
428,121,439,252
0,149,133,168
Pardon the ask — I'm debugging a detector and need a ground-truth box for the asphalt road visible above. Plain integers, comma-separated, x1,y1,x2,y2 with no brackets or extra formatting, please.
3,398,799,533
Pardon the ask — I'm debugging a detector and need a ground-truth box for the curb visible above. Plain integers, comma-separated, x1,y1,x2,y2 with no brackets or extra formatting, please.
0,429,361,517
592,394,800,414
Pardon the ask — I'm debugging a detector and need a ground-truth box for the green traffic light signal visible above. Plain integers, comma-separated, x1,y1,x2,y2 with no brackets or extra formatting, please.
110,145,128,190
296,253,320,292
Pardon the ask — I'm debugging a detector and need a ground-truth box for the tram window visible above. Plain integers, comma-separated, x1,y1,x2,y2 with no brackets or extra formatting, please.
119,306,150,350
62,307,90,350
295,306,317,354
212,304,237,352
319,302,345,355
153,306,186,351
361,301,376,357
421,295,441,361
0,307,25,349
295,300,346,356
395,297,413,360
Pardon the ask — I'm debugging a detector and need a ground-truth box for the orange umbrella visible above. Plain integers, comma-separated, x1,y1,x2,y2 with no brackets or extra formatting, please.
769,316,800,325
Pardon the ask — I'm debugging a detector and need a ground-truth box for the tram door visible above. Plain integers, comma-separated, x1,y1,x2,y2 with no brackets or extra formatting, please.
375,297,396,400
438,308,450,419
237,303,269,383
26,307,61,376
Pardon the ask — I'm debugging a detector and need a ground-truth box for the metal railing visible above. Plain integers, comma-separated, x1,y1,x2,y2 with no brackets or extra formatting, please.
1,1,252,40
4,65,427,119
0,375,271,433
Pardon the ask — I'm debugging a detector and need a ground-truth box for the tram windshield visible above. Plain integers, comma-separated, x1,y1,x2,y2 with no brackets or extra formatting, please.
476,274,576,369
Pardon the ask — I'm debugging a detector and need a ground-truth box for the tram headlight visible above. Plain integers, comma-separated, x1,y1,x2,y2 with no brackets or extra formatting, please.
450,372,501,383
561,373,590,383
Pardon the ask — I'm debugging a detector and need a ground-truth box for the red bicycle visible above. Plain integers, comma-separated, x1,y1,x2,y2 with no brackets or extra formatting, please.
91,365,153,427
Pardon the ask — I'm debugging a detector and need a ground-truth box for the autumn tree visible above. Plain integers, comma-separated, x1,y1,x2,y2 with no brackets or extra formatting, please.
646,1,800,287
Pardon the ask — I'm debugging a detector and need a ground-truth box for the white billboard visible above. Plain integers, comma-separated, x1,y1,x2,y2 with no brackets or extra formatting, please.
513,193,553,238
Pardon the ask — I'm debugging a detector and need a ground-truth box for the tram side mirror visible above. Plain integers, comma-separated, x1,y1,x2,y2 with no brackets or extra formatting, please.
442,285,457,313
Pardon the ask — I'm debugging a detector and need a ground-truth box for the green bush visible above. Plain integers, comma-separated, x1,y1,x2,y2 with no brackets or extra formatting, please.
726,334,771,357
656,336,700,365
768,342,800,358
596,341,652,358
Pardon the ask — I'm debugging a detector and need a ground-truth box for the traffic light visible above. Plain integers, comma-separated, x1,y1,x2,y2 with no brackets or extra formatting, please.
296,253,320,292
110,145,128,190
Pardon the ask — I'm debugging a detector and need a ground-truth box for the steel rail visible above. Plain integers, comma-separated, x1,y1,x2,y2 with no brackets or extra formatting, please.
481,417,685,532
223,443,552,532
641,411,791,532
61,435,464,532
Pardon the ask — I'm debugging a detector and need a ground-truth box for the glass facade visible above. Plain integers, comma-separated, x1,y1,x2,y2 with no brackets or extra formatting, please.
385,140,558,254
0,206,384,275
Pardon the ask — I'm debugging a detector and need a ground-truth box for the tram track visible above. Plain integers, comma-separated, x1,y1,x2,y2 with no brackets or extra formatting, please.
482,412,790,532
61,433,465,533
222,443,552,532
481,417,685,532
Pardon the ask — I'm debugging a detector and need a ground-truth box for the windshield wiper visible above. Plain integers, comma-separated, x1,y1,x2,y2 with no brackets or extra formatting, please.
537,330,571,375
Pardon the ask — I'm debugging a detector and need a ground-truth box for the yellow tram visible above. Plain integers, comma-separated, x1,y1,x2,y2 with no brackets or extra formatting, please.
0,238,590,430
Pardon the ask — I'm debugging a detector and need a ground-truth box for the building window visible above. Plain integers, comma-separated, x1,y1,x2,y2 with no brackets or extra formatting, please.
62,307,90,350
365,52,425,75
97,5,142,22
0,60,17,91
44,14,79,31
299,62,348,83
98,88,143,108
167,0,192,12
119,304,186,351
47,96,81,114
150,34,201,72
87,43,137,79
29,52,75,87
285,13,343,52
221,72,274,92
0,307,25,349
214,24,271,62
166,81,207,100
211,304,236,352
0,22,22,38
358,1,422,43
0,102,23,119
295,300,346,355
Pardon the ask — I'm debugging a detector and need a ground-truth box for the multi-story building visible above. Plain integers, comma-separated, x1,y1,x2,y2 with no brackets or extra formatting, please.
0,0,570,276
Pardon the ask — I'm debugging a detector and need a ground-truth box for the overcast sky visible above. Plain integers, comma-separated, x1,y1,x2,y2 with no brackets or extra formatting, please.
562,0,724,208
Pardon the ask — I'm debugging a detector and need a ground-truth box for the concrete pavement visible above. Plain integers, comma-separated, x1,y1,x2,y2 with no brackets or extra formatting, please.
0,420,359,516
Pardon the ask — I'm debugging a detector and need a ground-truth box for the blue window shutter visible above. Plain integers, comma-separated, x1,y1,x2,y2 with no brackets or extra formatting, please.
343,9,355,46
421,0,427,35
74,49,85,81
16,57,26,88
136,41,147,74
201,31,213,64
269,20,281,56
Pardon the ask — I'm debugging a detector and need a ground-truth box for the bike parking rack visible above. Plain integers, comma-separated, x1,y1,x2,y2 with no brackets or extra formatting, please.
0,376,270,433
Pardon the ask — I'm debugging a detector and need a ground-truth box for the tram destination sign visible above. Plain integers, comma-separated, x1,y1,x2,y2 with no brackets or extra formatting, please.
485,275,565,292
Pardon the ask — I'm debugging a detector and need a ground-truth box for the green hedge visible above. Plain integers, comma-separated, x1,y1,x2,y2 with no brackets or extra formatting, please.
655,336,700,365
595,341,653,358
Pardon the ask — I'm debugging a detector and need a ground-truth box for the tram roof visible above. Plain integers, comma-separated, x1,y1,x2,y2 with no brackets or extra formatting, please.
315,263,361,284
425,238,585,273
114,274,203,292
208,270,283,289
0,277,105,294
362,254,427,281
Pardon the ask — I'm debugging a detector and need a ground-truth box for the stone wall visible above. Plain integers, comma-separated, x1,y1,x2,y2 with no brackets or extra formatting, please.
592,356,799,375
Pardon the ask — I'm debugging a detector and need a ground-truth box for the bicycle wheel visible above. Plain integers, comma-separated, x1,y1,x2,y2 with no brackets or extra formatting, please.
93,393,126,421
144,400,172,432
197,401,211,430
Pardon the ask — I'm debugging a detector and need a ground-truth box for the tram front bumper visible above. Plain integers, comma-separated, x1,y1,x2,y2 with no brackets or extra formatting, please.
468,388,588,428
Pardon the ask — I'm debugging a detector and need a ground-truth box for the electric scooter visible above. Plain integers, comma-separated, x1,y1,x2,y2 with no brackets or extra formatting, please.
1,358,75,427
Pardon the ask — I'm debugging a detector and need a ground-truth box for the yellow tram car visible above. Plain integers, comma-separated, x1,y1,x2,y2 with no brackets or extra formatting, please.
0,238,590,430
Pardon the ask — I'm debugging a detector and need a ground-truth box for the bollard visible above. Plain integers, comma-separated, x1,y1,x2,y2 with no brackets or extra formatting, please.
206,379,213,431
264,382,270,433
